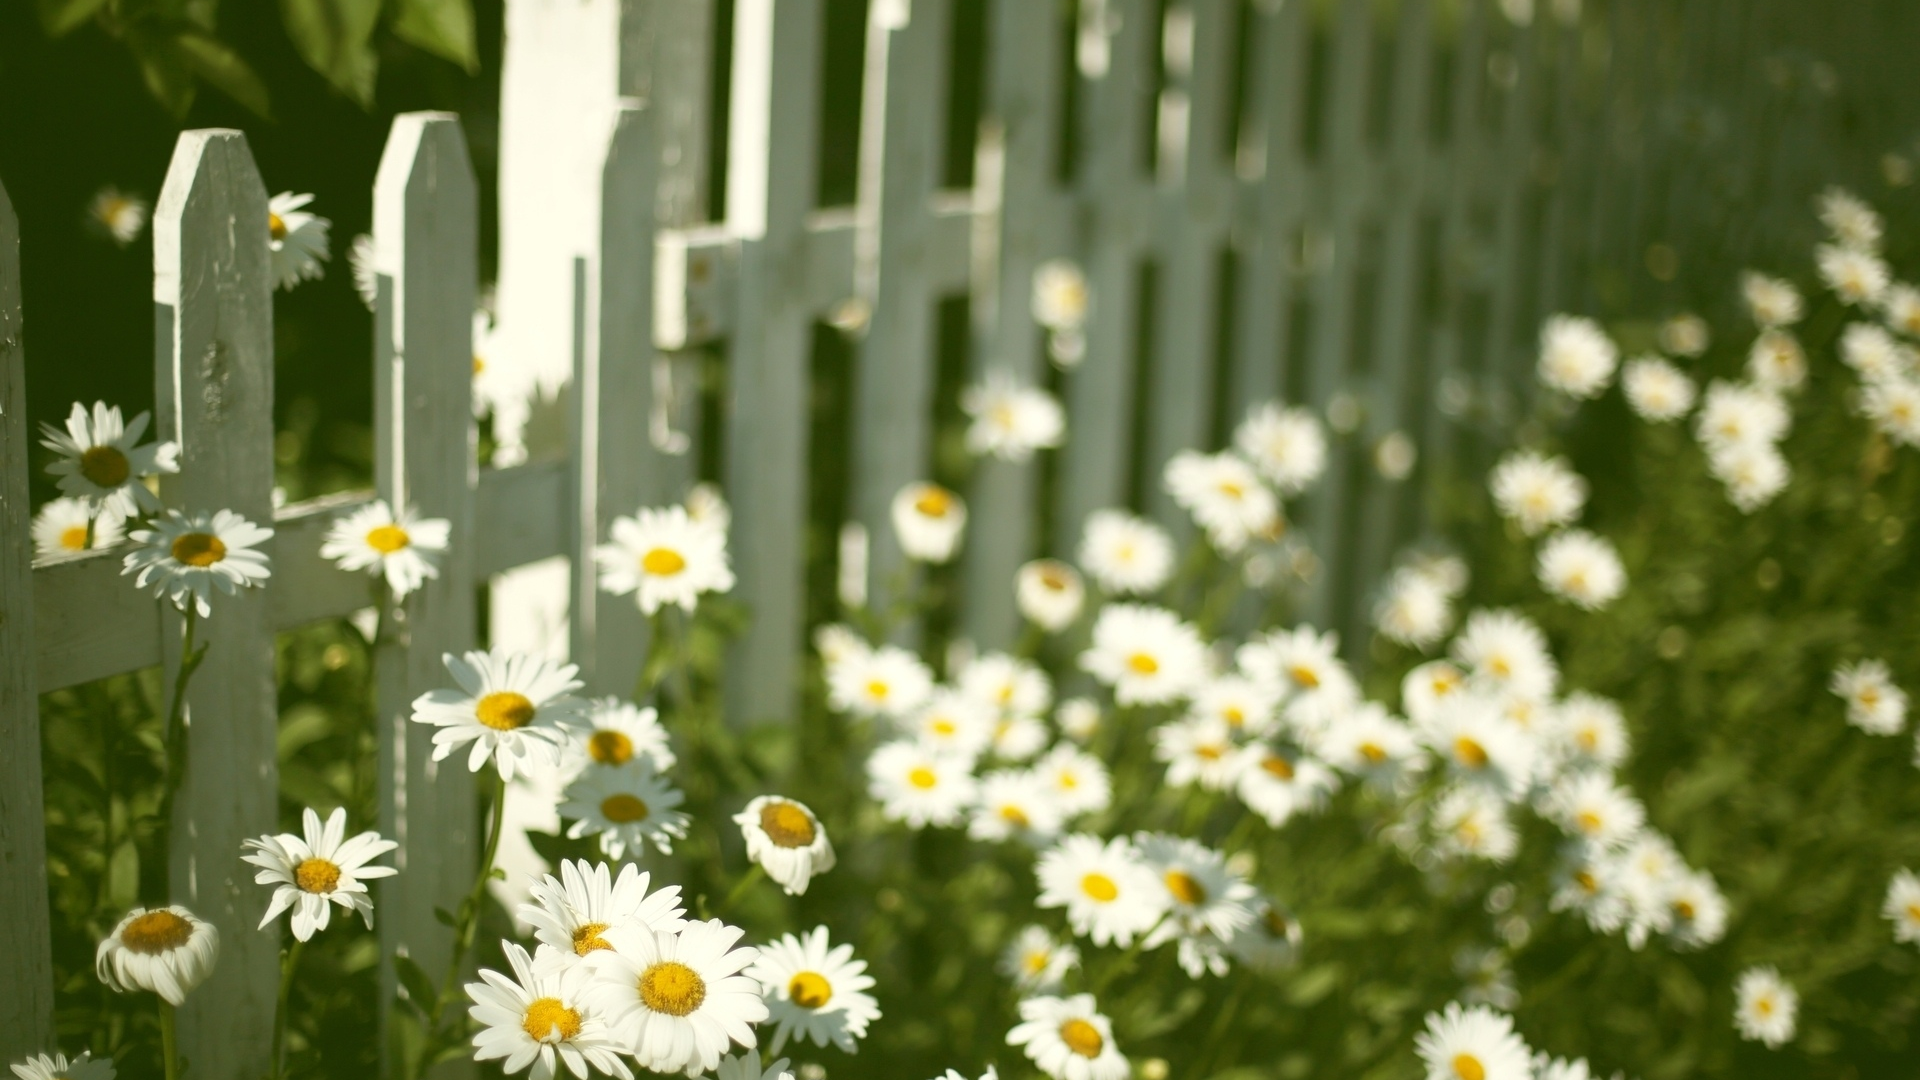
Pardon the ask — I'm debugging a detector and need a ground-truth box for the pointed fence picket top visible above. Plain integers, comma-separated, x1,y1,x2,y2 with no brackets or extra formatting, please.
0,176,55,1067
151,128,279,1080
370,112,479,1075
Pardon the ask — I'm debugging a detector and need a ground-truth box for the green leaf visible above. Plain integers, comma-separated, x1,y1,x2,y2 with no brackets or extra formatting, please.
389,0,476,72
394,953,439,1017
124,24,198,120
278,0,381,106
432,905,457,928
37,0,110,36
173,30,273,118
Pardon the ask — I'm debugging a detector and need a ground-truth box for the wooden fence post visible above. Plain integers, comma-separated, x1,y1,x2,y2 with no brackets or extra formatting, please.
1226,0,1307,416
371,113,478,1076
152,129,278,1080
0,176,55,1065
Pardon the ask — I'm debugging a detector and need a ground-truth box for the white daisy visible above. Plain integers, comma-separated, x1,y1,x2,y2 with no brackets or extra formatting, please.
1622,356,1697,422
905,690,997,761
409,650,589,781
95,906,219,1005
1707,441,1789,513
959,652,1053,721
970,769,1067,842
1032,259,1091,331
734,796,836,896
999,925,1079,993
1413,1002,1533,1080
1374,568,1456,649
1551,693,1629,772
1081,604,1207,706
1235,625,1356,719
964,370,1066,462
1664,869,1728,950
1545,773,1644,849
1883,282,1920,338
1317,701,1421,784
1861,378,1920,447
827,644,934,719
1234,403,1327,494
1233,744,1337,827
348,233,377,309
1536,529,1626,610
1657,313,1710,357
1076,510,1175,594
686,483,731,531
122,508,273,618
1830,659,1907,735
1422,697,1537,800
866,740,977,827
930,1070,998,1080
1451,610,1558,702
467,942,631,1080
715,1051,793,1080
1017,559,1087,631
1152,715,1242,792
1136,832,1257,978
1035,834,1167,947
8,1051,114,1080
1536,314,1618,398
1841,322,1916,383
1374,431,1418,480
89,186,148,245
1532,1057,1595,1080
1006,995,1129,1080
1733,966,1797,1048
1056,697,1102,742
814,623,871,668
891,482,968,563
268,191,330,290
1192,675,1281,737
1549,842,1630,935
559,760,690,859
40,401,178,515
1430,786,1519,862
1818,242,1889,306
519,860,687,964
1818,185,1882,250
586,919,767,1076
31,496,124,558
595,505,736,615
1747,330,1807,393
242,806,397,941
1402,660,1470,726
574,698,676,772
319,499,450,601
1489,451,1586,536
1033,743,1112,818
1882,868,1920,946
1163,450,1280,554
747,926,880,1054
1742,271,1803,328
1695,380,1789,453
1228,897,1303,972
990,715,1051,762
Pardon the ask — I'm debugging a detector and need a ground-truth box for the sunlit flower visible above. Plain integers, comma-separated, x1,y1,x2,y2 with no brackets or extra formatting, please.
1000,925,1079,992
1032,259,1091,331
1431,786,1518,862
1007,994,1129,1080
964,371,1066,462
1192,675,1281,737
1545,773,1644,849
1489,451,1586,536
892,482,967,563
1077,510,1175,594
574,698,675,772
1747,331,1807,393
518,860,686,965
89,186,148,245
9,1051,114,1080
1451,610,1558,702
1733,966,1797,1048
31,496,123,557
1533,1057,1597,1080
467,941,631,1080
242,806,396,941
1414,1002,1532,1080
1317,701,1421,785
320,499,450,600
1137,832,1257,977
1882,869,1920,946
1234,404,1327,495
1841,321,1916,383
1882,282,1920,338
1374,568,1455,649
1402,660,1470,726
970,769,1066,842
748,926,880,1055
1707,441,1789,513
1036,834,1166,947
828,644,934,719
1236,625,1355,718
990,714,1051,762
587,919,767,1076
409,650,588,781
1550,842,1630,934
867,740,977,828
41,401,178,515
1081,604,1207,706
96,906,219,1006
1152,715,1241,792
560,761,689,859
715,1051,794,1080
123,508,273,618
1742,271,1803,328
1017,559,1086,631
1422,697,1537,801
1664,869,1728,950
1551,693,1629,772
1830,659,1907,735
348,233,377,309
735,796,835,896
959,652,1053,721
1233,745,1336,828
268,191,331,290
1057,697,1102,742
1536,529,1626,610
1695,380,1789,453
595,505,735,615
1536,315,1618,398
1621,356,1697,422
905,690,997,761
1818,185,1882,251
1658,313,1710,357
814,622,870,667
1164,451,1280,554
1033,743,1112,818
1861,377,1920,447
1818,242,1889,306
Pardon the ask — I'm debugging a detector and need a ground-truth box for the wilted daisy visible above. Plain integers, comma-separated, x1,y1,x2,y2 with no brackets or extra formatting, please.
959,652,1053,721
41,401,178,515
1414,1002,1533,1080
560,760,690,859
31,496,124,557
8,1051,114,1080
906,690,997,760
1536,529,1626,610
827,644,934,719
596,505,735,615
575,698,676,772
1374,568,1455,649
748,926,880,1054
1882,869,1920,946
1830,659,1907,735
867,740,977,827
734,796,835,895
1164,450,1280,553
1658,312,1710,357
1664,869,1729,950
1861,377,1920,447
892,482,967,563
1695,380,1789,453
468,941,631,1080
1841,321,1916,383
1017,559,1086,631
588,919,767,1075
1747,330,1807,393
1234,745,1337,827
1536,315,1618,398
1036,834,1166,947
320,499,450,601
88,186,148,245
1883,282,1920,338
122,508,273,618
1707,441,1789,513
1818,185,1882,250
1818,242,1889,306
1733,966,1797,1048
1081,604,1207,706
1622,356,1696,422
964,371,1066,462
268,191,331,290
716,1051,794,1080
1431,786,1519,862
409,650,588,780
1489,452,1586,536
1077,510,1175,594
96,906,219,1005
1007,994,1128,1080
1152,715,1242,792
1552,692,1629,771
520,860,687,963
1032,259,1091,331
1742,271,1803,328
1033,743,1112,818
242,806,397,941
1545,774,1645,849
1451,610,1558,702
1234,403,1327,494
971,769,1067,842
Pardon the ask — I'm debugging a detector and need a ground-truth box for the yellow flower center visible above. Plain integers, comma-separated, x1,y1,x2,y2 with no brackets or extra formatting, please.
121,910,193,954
571,922,612,956
914,487,954,518
1060,1018,1104,1058
170,532,227,568
1574,870,1599,893
1576,810,1603,835
1057,770,1080,790
473,355,487,375
269,212,288,240
600,794,650,823
80,445,131,488
931,718,958,736
1259,754,1295,780
907,766,939,790
1453,737,1489,769
476,691,536,731
1023,950,1051,974
998,804,1031,827
365,524,411,554
521,997,582,1042
1673,899,1696,921
295,857,342,893
1038,565,1072,591
788,971,833,1009
1218,480,1245,500
1905,902,1920,924
1263,909,1291,936
1164,870,1208,905
1860,686,1882,707
1756,997,1774,1017
59,526,89,550
588,729,634,765
1289,664,1320,689
1576,727,1598,751
1127,653,1160,675
642,547,687,576
1452,1054,1486,1080
1080,873,1119,902
866,679,891,700
1359,742,1387,764
639,961,706,1016
1222,706,1245,727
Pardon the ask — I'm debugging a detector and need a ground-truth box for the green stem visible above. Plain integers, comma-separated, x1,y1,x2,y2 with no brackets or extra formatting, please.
1090,925,1156,999
718,864,766,915
153,606,204,902
271,938,305,1080
429,771,508,1050
158,999,179,1080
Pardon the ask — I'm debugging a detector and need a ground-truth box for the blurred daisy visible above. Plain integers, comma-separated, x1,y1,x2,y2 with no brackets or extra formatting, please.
320,499,450,601
9,1051,114,1080
1657,313,1709,357
1489,451,1586,536
1741,271,1803,328
1707,442,1789,513
348,233,377,309
1818,186,1882,250
1163,450,1280,554
814,622,871,667
1615,833,1687,948
1830,659,1907,735
1451,610,1558,702
1032,259,1091,331
892,482,967,563
1431,786,1518,862
1036,834,1166,947
587,919,767,1076
1423,699,1536,800
519,860,686,963
41,401,178,515
1533,1057,1597,1080
559,760,690,859
1550,843,1629,934
31,496,123,557
1747,330,1807,393
1374,432,1418,481
1017,559,1086,631
1192,675,1281,737
1402,660,1470,726
970,769,1066,842
1229,898,1303,972
1077,510,1175,594
828,644,934,719
1818,243,1889,306
1841,322,1915,383
88,186,148,245
1545,774,1644,849
1000,925,1079,992
96,906,218,1006
1374,569,1455,649
1233,745,1337,827
575,698,675,772
686,483,731,530
409,650,588,781
964,371,1065,462
1152,715,1241,792
735,796,836,895
123,508,273,618
959,652,1053,721
905,690,997,761
1882,869,1920,946
1236,625,1354,711
1695,380,1789,452
1733,966,1797,1048
1234,403,1327,494
1414,1003,1532,1080
1553,693,1629,771
1622,356,1696,422
1007,994,1128,1080
1664,869,1728,950
1861,378,1920,447
1317,702,1421,784
242,806,397,941
866,740,977,827
1536,529,1626,610
467,941,631,1080
268,191,331,290
595,505,735,615
1536,315,1617,399
1883,282,1920,338
1137,832,1256,977
748,926,880,1054
716,1052,793,1080
1033,743,1112,818
1081,604,1207,706
990,715,1050,762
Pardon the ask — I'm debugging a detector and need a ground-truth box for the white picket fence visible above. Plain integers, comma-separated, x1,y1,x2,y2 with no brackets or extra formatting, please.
1,0,1904,1072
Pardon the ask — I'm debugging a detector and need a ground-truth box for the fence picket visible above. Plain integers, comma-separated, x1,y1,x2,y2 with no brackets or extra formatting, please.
152,129,279,1080
370,114,479,1074
1228,0,1309,416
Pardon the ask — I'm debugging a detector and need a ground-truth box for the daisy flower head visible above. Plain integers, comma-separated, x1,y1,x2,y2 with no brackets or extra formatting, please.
1192,675,1281,737
1695,380,1789,453
9,1052,114,1080
1536,314,1618,398
1747,330,1807,393
1664,868,1729,950
1136,832,1257,977
32,496,124,558
1830,659,1907,735
866,740,978,828
1033,259,1091,331
964,370,1066,462
241,806,397,941
1317,701,1421,782
1414,1002,1533,1080
41,401,178,515
1818,185,1882,251
1430,785,1519,862
1233,744,1337,827
1546,773,1645,849
1622,356,1696,422
410,650,588,780
1841,321,1916,383
574,698,675,772
348,233,377,309
122,508,273,618
1818,242,1890,306
1018,559,1086,631
1552,692,1629,771
1236,625,1354,711
1034,743,1112,818
1861,377,1920,447
970,768,1067,843
1532,1057,1596,1080
734,796,836,895
1423,696,1537,801
826,643,934,719
748,927,881,1055
1707,441,1789,513
519,859,687,964
1488,451,1586,536
1733,966,1797,1048
1883,282,1920,338
1057,697,1101,742
1007,994,1128,1080
1082,604,1208,706
1234,403,1327,494
586,918,767,1076
1374,568,1455,649
1742,271,1803,328
1536,529,1626,610
268,191,330,290
96,905,218,1005
892,481,967,563
1451,609,1558,702
813,622,870,668
1152,715,1242,792
467,941,632,1080
88,186,148,245
990,714,1050,762
1402,660,1470,726
1076,509,1175,594
559,760,690,859
1882,868,1920,945
1163,450,1280,554
959,652,1053,721
1549,841,1630,934
685,482,731,530
595,504,735,615
716,1051,793,1080
904,690,997,761
1000,926,1078,993
319,499,450,601
1229,896,1303,973
1657,312,1710,357
1035,834,1167,947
